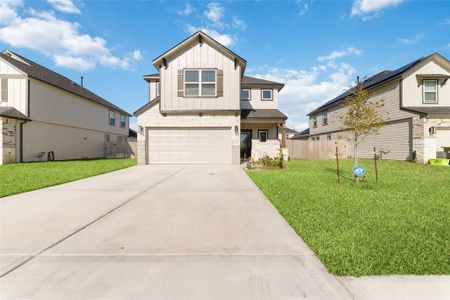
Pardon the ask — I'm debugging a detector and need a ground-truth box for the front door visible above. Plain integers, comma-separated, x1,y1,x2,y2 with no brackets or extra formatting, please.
240,129,252,158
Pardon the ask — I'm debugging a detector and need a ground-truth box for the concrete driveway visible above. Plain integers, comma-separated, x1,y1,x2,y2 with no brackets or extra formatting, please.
0,165,351,299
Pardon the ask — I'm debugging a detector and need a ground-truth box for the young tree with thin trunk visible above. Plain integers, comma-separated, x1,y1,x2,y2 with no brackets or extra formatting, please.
341,80,385,183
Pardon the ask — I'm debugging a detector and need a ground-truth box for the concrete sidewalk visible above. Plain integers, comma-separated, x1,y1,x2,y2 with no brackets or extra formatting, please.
0,165,351,299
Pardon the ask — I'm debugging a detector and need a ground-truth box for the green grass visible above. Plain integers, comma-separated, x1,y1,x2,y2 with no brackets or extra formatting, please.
0,158,136,198
247,159,450,276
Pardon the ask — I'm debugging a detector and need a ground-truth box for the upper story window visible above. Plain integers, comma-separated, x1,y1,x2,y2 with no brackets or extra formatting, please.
1,78,7,103
120,114,126,128
322,112,328,126
312,116,317,128
241,89,251,101
185,69,216,97
109,110,116,126
261,89,273,101
423,80,438,104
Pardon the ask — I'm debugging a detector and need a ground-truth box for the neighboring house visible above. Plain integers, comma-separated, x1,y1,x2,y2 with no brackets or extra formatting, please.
307,53,450,163
292,128,310,140
134,31,288,164
284,127,299,139
0,51,131,165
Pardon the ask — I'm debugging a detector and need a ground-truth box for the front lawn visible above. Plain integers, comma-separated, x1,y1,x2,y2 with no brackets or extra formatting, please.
247,159,450,276
0,158,136,198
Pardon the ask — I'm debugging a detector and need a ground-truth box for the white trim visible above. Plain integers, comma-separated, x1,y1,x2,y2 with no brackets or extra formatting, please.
422,79,438,104
240,88,251,101
184,69,217,97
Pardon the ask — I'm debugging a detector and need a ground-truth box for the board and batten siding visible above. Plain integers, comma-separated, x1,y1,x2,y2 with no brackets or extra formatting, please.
0,58,28,115
310,80,416,136
29,78,127,136
160,42,240,111
402,59,450,107
240,88,279,110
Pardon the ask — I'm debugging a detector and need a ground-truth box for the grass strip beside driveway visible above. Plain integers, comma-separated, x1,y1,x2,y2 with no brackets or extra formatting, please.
1,159,136,198
247,159,450,276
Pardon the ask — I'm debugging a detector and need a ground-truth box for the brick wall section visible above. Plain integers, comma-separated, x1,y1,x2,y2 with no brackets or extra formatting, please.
1,118,17,164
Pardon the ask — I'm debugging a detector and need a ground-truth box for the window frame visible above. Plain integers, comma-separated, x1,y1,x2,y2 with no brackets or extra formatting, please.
120,114,126,129
322,111,328,126
1,78,8,103
422,79,438,104
109,110,116,126
261,89,273,101
241,88,251,101
155,81,160,97
258,129,269,142
184,69,217,97
312,116,317,128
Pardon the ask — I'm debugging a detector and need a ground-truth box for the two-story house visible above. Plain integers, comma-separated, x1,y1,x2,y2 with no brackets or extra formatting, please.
134,31,288,164
0,51,131,165
307,53,450,163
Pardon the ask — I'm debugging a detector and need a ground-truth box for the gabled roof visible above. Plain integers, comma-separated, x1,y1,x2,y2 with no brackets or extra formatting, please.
308,53,449,116
0,106,30,121
0,51,131,116
134,97,160,116
285,127,298,134
152,31,247,73
242,76,284,90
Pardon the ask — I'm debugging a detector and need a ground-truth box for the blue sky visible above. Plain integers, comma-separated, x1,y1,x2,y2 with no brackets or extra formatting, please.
1,0,449,131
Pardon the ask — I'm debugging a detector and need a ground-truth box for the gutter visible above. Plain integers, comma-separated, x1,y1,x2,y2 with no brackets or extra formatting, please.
19,120,29,163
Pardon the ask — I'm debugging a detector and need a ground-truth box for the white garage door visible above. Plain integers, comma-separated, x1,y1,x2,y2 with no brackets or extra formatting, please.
436,128,450,156
147,127,232,164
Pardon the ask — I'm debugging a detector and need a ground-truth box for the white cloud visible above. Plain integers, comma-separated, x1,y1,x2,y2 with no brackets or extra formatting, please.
317,47,362,62
0,5,141,71
47,0,80,14
132,50,142,60
185,25,236,47
398,34,424,45
250,61,356,131
299,3,309,16
351,0,404,20
440,18,450,26
177,3,194,16
232,17,246,30
0,0,22,24
204,2,225,27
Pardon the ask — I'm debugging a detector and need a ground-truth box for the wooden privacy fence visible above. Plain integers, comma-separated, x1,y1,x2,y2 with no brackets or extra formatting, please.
287,139,353,159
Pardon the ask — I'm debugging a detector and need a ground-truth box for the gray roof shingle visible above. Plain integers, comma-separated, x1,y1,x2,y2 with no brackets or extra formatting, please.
241,109,287,120
0,106,30,120
0,51,131,116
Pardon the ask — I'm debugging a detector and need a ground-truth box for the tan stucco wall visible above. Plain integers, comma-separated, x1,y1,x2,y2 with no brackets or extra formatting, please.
402,58,450,107
240,88,279,110
29,79,128,136
21,120,123,162
159,41,241,111
137,104,240,164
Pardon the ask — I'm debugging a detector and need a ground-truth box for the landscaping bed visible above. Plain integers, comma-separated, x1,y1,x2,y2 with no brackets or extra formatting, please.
247,159,450,276
0,158,136,198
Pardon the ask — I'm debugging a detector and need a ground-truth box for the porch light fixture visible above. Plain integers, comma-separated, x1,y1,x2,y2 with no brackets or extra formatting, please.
138,126,144,135
429,126,436,135
235,125,239,135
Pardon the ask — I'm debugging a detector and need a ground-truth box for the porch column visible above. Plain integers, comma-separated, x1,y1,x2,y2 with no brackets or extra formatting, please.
277,123,287,148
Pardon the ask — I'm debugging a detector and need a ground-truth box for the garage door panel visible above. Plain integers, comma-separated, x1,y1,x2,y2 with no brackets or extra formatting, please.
147,127,232,164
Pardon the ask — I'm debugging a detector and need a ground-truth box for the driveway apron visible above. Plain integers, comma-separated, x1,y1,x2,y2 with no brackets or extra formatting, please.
0,165,351,299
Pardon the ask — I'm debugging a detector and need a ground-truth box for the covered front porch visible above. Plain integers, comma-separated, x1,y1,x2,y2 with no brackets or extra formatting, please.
240,109,288,160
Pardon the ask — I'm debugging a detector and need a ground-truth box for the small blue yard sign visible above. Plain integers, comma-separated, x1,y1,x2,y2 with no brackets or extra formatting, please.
353,166,365,177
